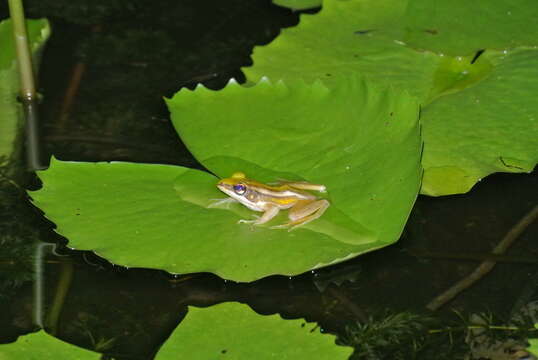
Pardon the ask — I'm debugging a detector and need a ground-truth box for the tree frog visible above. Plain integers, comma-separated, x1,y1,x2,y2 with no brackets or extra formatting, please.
210,172,330,231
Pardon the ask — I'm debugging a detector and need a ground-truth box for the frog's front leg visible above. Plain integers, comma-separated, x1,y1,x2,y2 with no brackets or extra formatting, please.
238,204,280,226
207,197,237,209
272,199,330,231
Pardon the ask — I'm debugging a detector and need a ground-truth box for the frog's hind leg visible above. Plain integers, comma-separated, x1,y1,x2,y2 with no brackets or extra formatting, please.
272,199,330,231
268,179,326,193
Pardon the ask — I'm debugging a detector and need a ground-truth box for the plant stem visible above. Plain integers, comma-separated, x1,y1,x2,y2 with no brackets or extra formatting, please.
8,0,35,100
8,0,44,170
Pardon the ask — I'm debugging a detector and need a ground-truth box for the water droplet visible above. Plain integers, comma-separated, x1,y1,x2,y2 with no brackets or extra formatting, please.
345,166,351,170
393,39,406,46
507,11,512,15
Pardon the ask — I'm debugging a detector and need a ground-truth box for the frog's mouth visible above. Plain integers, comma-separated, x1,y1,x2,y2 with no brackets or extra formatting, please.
217,182,235,197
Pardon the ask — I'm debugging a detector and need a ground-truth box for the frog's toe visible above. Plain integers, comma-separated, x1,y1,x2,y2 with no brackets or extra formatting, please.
269,223,290,230
237,215,260,225
270,222,306,232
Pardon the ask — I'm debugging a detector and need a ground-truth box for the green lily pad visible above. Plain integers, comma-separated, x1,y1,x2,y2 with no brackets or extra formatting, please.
167,75,421,250
245,1,441,102
0,330,98,359
400,0,538,55
156,302,353,360
421,48,538,195
33,74,420,282
33,158,377,282
0,18,50,165
244,0,538,196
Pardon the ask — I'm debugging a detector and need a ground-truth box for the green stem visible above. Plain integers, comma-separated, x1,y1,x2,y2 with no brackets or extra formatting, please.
8,0,36,101
8,0,45,170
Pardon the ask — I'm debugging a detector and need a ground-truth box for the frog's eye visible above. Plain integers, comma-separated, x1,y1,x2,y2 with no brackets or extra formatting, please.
233,183,247,195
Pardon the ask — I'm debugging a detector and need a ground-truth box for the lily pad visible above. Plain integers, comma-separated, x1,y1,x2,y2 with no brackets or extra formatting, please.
400,0,538,55
421,48,538,195
245,0,538,195
0,18,50,165
167,75,421,250
245,0,442,101
0,330,98,359
33,74,420,282
33,159,377,282
156,302,353,360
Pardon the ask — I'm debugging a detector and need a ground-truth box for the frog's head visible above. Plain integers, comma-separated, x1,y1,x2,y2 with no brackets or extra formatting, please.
217,172,249,201
217,172,266,212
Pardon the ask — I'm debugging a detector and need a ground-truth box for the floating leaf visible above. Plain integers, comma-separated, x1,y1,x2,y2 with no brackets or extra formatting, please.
400,0,538,55
0,330,98,359
245,0,538,195
156,303,353,360
421,48,538,195
167,75,421,260
244,1,441,101
34,74,420,282
33,159,377,281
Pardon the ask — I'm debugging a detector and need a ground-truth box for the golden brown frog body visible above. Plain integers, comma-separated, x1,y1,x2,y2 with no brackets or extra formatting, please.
211,172,330,231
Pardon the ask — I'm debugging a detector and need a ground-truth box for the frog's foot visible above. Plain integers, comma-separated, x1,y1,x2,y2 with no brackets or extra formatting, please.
208,197,237,209
270,222,307,232
269,223,290,230
237,216,259,225
238,215,261,231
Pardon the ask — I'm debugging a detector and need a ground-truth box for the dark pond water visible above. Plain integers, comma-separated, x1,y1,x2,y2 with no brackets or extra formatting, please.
1,1,537,359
